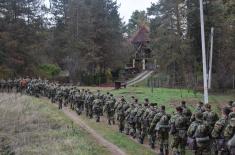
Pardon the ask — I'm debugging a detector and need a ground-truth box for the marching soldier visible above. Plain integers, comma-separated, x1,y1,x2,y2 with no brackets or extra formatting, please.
116,96,127,133
155,106,171,154
170,106,188,155
211,107,231,155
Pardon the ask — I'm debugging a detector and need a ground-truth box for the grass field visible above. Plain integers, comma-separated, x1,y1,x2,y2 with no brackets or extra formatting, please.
0,93,109,155
109,87,235,113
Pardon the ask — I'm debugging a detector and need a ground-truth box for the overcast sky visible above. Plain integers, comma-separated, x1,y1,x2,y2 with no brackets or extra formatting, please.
116,0,157,23
44,0,157,23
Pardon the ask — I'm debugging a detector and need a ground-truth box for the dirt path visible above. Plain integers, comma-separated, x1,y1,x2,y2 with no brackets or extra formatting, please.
61,107,126,155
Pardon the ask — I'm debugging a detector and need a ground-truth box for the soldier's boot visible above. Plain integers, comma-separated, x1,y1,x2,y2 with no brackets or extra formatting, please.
165,149,169,155
112,118,115,125
151,142,155,149
159,148,164,155
96,116,100,122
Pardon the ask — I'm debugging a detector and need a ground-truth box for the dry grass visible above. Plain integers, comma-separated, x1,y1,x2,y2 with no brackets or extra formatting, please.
0,93,109,155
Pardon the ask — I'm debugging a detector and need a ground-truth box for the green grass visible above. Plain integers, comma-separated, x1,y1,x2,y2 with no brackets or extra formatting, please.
0,93,109,155
109,87,235,113
80,115,156,155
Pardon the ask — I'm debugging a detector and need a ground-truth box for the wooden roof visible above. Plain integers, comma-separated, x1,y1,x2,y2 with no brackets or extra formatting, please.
131,26,150,44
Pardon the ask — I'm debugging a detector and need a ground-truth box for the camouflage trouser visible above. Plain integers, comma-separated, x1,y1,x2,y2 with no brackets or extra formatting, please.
107,112,115,125
194,143,211,155
148,131,156,149
139,127,148,144
93,107,101,122
85,103,89,116
124,120,130,135
157,132,169,154
136,120,141,140
88,104,93,118
58,99,63,109
75,102,83,115
171,135,186,155
129,122,136,138
118,115,125,132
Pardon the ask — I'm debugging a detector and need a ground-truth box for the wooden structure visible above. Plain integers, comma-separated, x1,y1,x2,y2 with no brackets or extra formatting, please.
129,26,153,71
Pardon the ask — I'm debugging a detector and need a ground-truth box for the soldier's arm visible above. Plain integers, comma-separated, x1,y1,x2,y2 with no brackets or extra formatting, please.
224,125,234,139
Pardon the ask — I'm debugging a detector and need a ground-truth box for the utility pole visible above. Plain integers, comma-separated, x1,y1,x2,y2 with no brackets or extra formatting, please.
208,27,214,89
199,0,209,104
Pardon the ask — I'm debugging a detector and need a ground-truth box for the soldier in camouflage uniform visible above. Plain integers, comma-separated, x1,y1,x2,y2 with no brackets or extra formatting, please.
74,91,83,115
155,106,171,154
93,97,103,122
181,101,192,126
170,106,188,155
103,94,116,125
187,112,211,155
56,87,63,110
139,99,150,144
211,107,231,155
88,92,95,119
124,102,134,135
147,103,158,148
116,96,127,133
203,104,219,132
135,103,145,141
224,103,235,155
227,101,234,111
190,102,205,122
128,99,139,138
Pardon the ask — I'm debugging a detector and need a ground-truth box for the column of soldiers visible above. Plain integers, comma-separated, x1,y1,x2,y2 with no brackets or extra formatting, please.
0,78,235,155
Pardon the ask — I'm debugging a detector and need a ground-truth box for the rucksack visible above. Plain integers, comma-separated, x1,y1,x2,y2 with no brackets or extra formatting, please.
175,115,187,129
159,115,170,126
195,124,208,137
156,114,170,132
227,134,235,155
195,123,210,146
206,111,218,126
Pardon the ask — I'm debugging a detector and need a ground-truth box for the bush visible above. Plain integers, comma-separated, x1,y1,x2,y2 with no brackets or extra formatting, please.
38,64,61,78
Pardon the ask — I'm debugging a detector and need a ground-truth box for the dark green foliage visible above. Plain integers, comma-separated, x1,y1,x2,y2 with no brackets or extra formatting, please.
147,0,235,89
39,64,61,78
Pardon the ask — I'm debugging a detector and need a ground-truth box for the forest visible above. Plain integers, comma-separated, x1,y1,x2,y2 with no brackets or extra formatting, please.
0,0,234,89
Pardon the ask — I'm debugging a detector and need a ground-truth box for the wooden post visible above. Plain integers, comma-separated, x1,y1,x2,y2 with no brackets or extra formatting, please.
133,59,135,68
143,59,146,70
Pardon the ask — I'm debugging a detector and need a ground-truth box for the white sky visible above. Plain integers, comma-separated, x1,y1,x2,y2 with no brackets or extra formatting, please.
44,0,157,23
116,0,157,23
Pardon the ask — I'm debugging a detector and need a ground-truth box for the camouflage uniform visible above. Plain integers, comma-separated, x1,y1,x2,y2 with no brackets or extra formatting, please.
139,102,150,144
154,106,170,154
147,104,158,148
93,98,102,122
128,102,138,138
75,92,83,115
135,104,145,141
187,112,211,155
225,107,235,155
116,97,127,133
211,107,231,155
190,102,205,122
103,95,116,125
181,101,192,126
170,106,188,155
203,104,219,132
88,93,95,119
124,103,134,135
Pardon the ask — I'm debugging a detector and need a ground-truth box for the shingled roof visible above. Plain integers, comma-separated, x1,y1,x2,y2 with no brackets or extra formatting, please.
131,26,150,44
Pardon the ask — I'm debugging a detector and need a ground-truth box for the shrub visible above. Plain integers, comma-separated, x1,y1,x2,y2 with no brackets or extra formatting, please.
38,64,61,78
